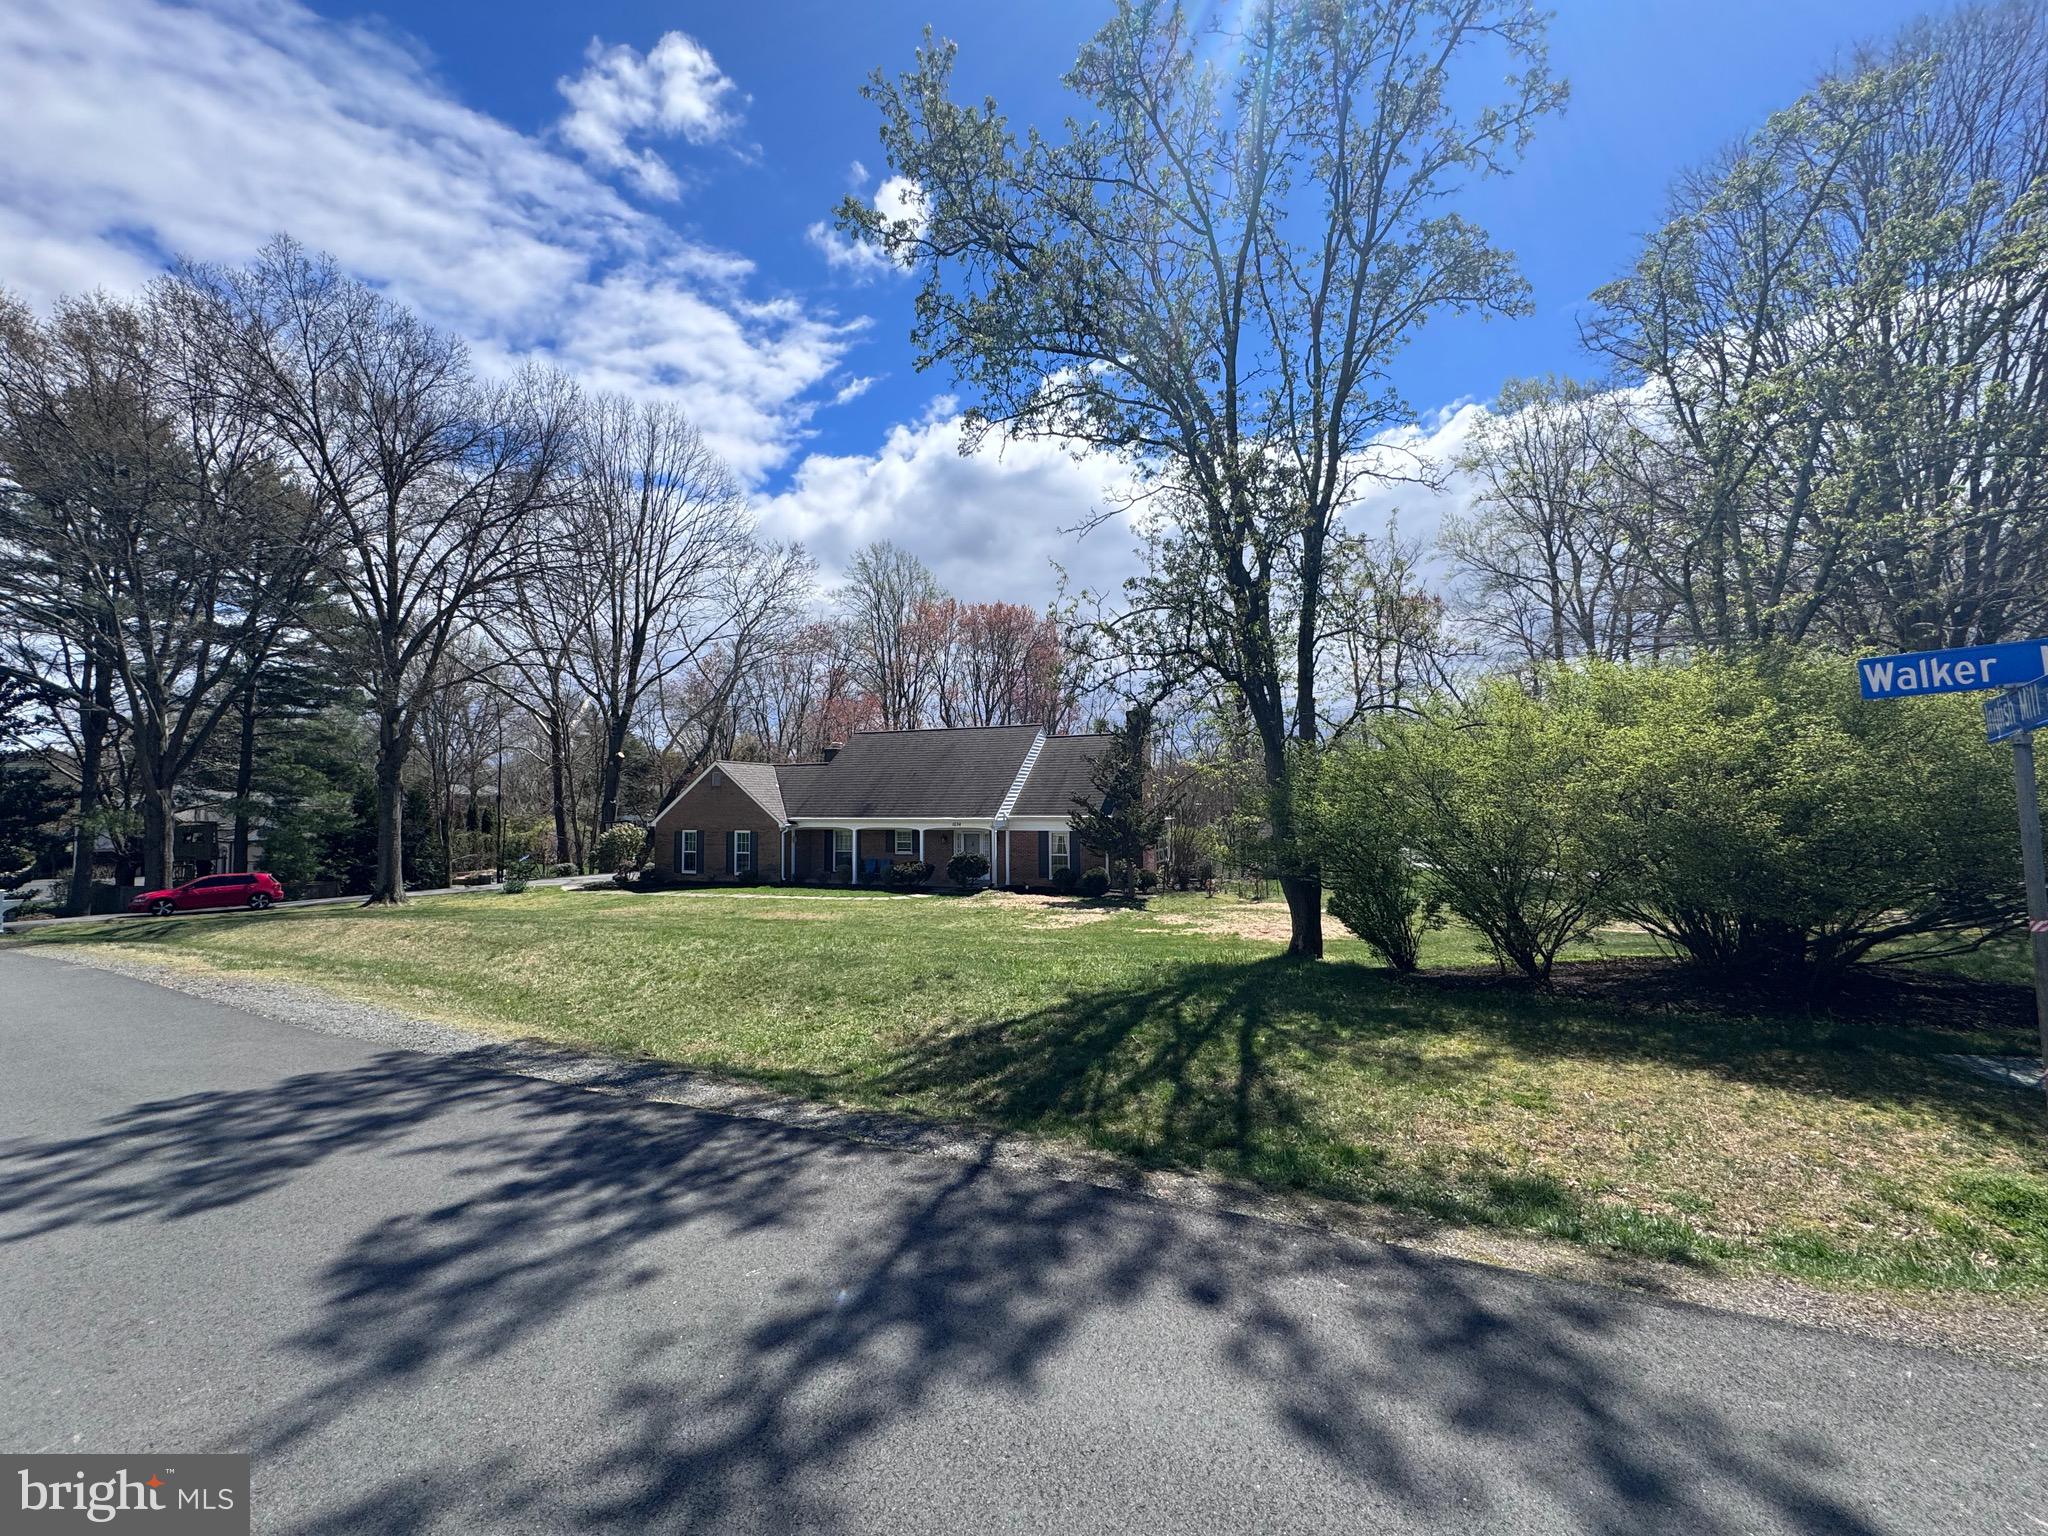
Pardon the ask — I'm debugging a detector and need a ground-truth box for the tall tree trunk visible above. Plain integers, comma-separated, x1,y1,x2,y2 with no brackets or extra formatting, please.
231,673,258,873
65,654,109,916
368,709,408,904
548,714,571,868
140,779,173,892
597,714,631,834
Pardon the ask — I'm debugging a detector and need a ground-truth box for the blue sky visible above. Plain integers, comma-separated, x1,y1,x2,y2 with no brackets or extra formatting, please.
0,0,1935,603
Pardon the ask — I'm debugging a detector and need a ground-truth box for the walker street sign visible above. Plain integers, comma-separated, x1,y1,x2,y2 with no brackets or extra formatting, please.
1857,638,2048,699
1986,677,2048,744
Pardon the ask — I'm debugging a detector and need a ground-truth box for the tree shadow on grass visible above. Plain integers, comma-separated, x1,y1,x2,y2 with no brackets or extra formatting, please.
0,1044,1933,1533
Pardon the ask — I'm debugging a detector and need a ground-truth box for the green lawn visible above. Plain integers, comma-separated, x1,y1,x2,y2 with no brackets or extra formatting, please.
11,885,2047,1296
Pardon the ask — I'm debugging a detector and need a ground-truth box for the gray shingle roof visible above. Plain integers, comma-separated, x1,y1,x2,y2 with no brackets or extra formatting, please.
1009,733,1108,814
715,761,787,822
775,725,1041,819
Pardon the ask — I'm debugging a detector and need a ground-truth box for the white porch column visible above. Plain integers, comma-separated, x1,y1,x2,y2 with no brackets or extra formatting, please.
846,827,857,884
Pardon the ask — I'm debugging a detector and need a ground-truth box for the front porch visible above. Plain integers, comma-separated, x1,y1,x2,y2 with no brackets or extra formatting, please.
780,823,1101,889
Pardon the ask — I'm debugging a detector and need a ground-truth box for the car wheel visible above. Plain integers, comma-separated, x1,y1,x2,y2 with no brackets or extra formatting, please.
150,899,176,916
248,893,272,910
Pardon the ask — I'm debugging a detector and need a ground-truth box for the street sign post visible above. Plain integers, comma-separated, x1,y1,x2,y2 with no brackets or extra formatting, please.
1862,644,2048,1114
1963,672,2048,1116
1858,637,2048,699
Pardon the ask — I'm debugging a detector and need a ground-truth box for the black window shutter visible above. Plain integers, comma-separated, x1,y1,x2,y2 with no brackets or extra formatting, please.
672,828,682,870
1038,831,1050,876
726,830,735,873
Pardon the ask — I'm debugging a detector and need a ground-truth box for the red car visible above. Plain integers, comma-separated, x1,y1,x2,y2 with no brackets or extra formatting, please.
128,872,286,916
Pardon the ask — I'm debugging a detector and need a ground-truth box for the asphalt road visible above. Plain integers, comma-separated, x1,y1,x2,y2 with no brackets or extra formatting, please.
1,954,2041,1535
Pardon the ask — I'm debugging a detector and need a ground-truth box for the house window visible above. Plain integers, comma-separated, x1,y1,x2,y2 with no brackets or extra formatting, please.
1050,831,1071,874
894,829,916,855
734,829,754,873
676,828,699,874
956,830,988,858
833,828,853,871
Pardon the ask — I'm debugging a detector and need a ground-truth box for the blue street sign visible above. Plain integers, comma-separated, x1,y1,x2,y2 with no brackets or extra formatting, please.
1987,678,2048,744
1858,638,2048,700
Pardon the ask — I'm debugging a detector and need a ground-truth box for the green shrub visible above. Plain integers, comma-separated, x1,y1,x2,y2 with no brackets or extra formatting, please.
1383,678,1615,979
550,862,578,878
885,859,934,890
947,851,990,889
1077,867,1111,898
1305,744,1438,972
500,877,528,895
1050,865,1079,893
1136,868,1158,891
1573,654,2020,980
591,824,645,877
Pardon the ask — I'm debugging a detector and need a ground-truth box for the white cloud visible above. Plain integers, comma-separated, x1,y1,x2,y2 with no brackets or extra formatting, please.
806,175,925,282
758,403,1140,606
0,0,859,484
555,31,745,199
760,398,1490,610
847,160,870,191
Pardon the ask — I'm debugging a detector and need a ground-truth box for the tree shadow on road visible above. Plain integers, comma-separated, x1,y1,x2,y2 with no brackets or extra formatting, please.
0,1044,1947,1534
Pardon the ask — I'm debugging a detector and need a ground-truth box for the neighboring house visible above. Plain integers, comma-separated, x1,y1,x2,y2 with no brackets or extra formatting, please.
647,725,1120,888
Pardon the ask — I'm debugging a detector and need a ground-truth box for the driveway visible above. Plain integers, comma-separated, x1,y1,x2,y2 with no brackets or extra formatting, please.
0,952,2039,1534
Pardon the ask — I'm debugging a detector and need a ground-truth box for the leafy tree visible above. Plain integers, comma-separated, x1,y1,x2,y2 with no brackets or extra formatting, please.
0,673,66,874
0,284,323,888
1070,709,1165,895
844,0,1564,955
1583,3,2048,652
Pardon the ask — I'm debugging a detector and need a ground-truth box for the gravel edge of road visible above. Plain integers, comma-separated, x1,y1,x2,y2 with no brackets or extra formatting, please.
16,941,2047,1369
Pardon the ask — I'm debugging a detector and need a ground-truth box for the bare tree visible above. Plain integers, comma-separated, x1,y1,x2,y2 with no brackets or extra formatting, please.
213,238,575,903
1446,379,1670,665
555,394,766,836
836,540,944,730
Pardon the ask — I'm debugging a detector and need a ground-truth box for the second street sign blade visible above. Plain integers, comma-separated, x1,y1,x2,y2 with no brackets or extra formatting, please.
1987,678,2048,744
1860,638,2048,699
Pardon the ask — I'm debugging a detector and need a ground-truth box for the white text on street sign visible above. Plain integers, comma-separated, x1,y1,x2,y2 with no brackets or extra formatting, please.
1859,639,2048,700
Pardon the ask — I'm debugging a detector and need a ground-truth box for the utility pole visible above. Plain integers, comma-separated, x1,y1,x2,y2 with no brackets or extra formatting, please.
2011,729,2048,1117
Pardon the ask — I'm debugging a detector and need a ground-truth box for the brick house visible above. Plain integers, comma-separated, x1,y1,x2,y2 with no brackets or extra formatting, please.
646,724,1121,888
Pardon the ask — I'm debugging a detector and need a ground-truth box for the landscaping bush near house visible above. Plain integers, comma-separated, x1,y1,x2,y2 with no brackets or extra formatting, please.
1137,868,1158,891
1077,867,1111,898
499,877,528,895
1050,865,1079,894
591,824,645,878
884,859,934,891
550,862,578,878
946,851,990,890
